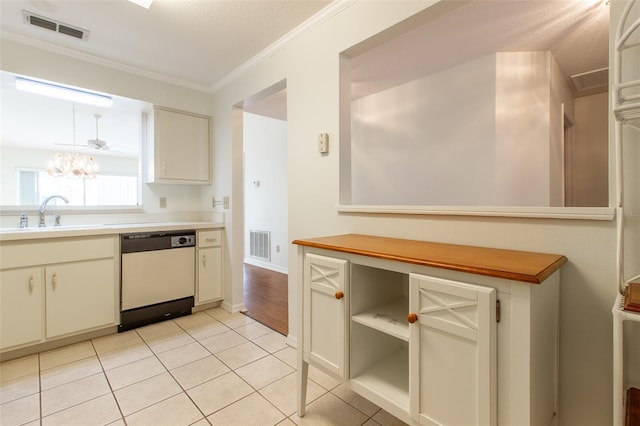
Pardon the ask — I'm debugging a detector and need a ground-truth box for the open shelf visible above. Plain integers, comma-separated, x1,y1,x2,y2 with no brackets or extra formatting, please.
351,346,410,411
351,296,409,341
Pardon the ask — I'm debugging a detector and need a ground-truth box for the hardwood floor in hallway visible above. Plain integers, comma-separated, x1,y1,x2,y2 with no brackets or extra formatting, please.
243,264,288,336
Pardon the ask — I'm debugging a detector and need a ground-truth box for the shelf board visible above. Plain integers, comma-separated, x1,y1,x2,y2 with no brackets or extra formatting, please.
352,297,409,341
351,346,409,410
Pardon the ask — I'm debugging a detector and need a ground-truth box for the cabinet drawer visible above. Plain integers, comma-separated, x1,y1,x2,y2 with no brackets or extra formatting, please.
0,237,116,269
199,230,222,248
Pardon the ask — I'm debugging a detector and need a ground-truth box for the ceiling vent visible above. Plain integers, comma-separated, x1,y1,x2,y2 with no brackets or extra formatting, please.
22,10,89,41
570,67,608,94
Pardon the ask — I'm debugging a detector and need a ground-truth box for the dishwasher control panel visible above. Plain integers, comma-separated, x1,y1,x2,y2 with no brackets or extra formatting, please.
121,230,196,253
171,235,196,247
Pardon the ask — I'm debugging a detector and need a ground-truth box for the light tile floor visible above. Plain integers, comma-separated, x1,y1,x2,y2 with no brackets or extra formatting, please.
0,308,407,426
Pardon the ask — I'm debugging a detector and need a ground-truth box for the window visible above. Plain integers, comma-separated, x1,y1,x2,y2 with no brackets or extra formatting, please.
1,70,150,209
19,171,138,206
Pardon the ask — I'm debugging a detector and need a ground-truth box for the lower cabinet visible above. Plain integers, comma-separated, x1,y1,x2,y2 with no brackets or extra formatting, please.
0,267,43,349
303,253,349,378
45,259,116,339
409,274,496,426
297,242,562,426
196,230,223,305
0,236,118,353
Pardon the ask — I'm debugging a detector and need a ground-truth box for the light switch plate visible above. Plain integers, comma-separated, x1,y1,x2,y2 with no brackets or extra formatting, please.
318,133,329,154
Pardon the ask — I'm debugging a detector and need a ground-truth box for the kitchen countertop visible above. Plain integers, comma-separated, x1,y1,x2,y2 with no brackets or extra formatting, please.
0,221,224,242
293,233,567,284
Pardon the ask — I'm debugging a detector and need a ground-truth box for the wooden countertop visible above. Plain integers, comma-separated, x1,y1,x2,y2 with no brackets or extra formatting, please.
292,234,567,284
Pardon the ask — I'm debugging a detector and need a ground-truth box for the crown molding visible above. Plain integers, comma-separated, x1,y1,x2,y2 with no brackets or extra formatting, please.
1,30,214,93
209,0,357,93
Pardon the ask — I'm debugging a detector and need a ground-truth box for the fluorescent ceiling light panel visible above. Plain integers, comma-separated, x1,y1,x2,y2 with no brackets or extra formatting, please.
15,77,112,107
127,0,154,8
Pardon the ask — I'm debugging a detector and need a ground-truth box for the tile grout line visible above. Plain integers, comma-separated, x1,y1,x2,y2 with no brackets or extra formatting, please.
90,336,128,426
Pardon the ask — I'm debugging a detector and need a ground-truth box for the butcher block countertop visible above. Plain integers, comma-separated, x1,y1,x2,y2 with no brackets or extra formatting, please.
292,234,567,284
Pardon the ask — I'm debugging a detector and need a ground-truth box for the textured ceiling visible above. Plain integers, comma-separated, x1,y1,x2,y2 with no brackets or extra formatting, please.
349,0,610,99
0,0,332,91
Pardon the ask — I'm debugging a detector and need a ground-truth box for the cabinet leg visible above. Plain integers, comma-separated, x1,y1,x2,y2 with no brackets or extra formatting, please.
297,358,309,417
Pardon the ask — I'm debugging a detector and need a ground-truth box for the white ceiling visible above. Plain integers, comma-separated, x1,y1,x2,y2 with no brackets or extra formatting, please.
0,0,332,91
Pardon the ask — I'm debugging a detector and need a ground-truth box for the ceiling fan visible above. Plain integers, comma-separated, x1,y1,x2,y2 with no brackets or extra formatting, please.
87,114,109,150
55,114,119,152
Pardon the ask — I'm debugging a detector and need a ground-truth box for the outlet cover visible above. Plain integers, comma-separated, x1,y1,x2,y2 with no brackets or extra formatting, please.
159,197,167,208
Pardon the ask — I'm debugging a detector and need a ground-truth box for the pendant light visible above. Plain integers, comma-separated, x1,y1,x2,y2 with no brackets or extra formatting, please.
47,104,99,178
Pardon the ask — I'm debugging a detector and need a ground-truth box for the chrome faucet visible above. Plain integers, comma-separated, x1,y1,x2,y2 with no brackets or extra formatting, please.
39,195,69,227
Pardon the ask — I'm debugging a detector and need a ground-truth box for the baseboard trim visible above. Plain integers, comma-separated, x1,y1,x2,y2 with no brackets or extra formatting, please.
286,334,298,349
244,258,288,275
221,300,246,314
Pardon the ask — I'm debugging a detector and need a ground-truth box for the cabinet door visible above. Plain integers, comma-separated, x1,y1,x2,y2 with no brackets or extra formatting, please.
46,259,116,339
197,246,222,304
303,253,348,378
0,268,44,350
409,274,496,426
155,108,210,183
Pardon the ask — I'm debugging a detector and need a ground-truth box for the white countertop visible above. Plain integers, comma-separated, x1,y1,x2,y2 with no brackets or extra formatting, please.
0,221,224,242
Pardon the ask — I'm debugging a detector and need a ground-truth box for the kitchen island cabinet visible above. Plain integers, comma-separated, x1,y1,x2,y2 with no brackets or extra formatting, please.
294,234,566,426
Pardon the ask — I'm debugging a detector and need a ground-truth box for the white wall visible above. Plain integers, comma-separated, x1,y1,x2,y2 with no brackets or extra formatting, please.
207,1,622,424
571,92,609,207
350,51,569,207
495,51,553,206
351,54,496,205
243,112,288,272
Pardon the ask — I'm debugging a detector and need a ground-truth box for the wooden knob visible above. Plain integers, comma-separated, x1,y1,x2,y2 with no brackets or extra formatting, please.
335,291,344,300
407,313,418,324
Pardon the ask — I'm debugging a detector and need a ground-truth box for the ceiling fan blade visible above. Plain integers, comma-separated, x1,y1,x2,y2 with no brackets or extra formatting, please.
54,142,90,149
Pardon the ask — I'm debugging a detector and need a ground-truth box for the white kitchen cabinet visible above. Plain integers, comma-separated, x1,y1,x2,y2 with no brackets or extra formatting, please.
0,236,118,353
294,234,566,425
409,274,496,426
45,259,115,339
196,230,223,305
303,253,349,378
146,106,212,184
0,268,43,349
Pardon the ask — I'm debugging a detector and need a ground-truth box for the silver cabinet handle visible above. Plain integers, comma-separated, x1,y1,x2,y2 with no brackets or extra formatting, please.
52,273,57,290
202,254,207,267
28,275,34,294
205,237,217,243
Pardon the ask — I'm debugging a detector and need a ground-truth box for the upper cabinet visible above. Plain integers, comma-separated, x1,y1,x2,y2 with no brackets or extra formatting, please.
146,106,212,185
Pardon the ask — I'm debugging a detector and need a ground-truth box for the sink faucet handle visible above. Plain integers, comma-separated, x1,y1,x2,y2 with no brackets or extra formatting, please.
20,213,28,228
54,214,62,227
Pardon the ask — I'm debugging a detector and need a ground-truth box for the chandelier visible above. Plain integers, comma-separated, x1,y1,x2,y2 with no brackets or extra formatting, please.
46,104,99,178
47,152,98,178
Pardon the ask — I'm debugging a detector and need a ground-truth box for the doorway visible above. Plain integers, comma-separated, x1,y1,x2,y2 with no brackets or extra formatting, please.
241,81,289,334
